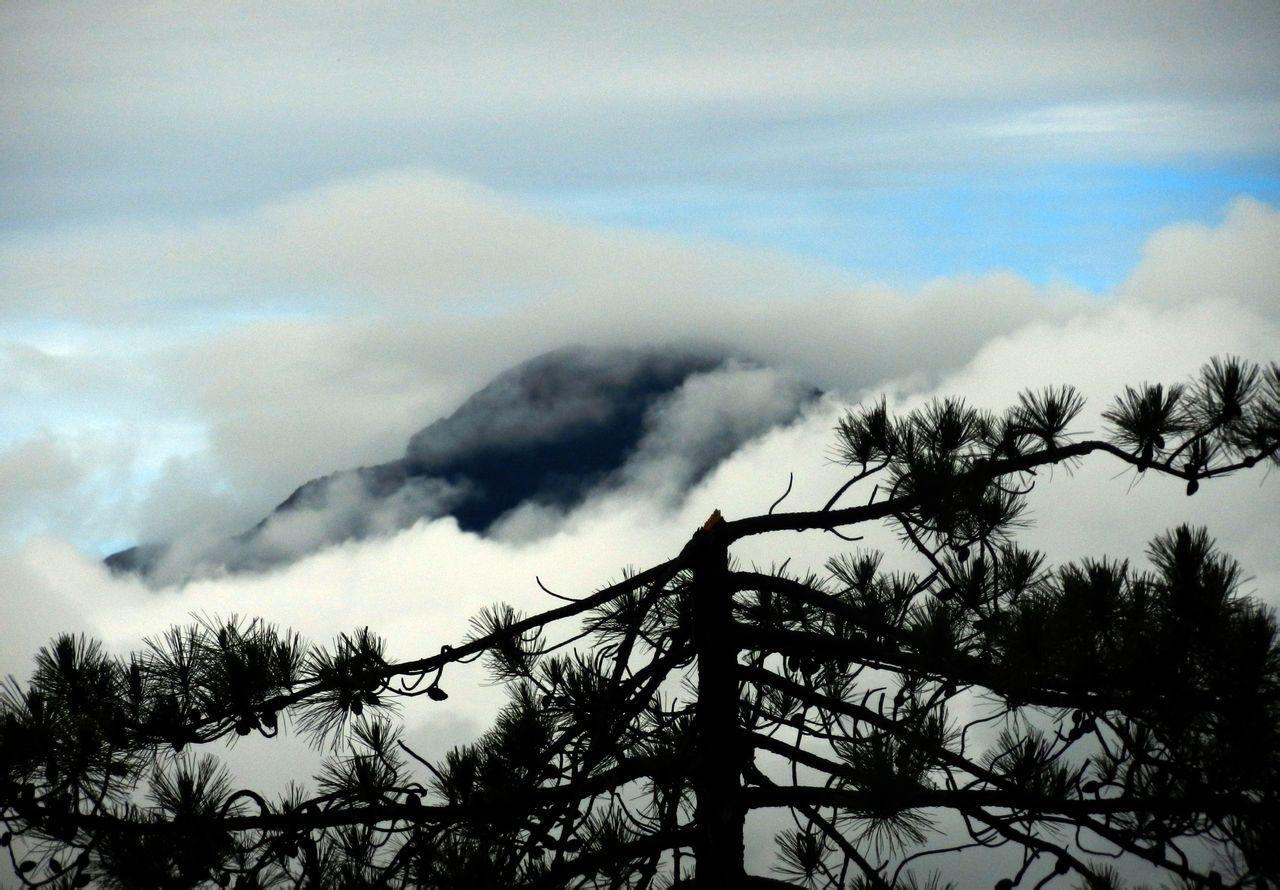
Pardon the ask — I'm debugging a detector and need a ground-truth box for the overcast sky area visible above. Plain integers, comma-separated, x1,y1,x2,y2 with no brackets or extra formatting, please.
1,2,1279,884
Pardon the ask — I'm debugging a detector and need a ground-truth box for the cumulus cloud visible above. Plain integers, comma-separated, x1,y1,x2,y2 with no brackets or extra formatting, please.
490,359,819,543
138,473,471,587
618,361,816,493
4,262,1272,667
899,298,1279,590
0,169,1275,885
115,347,821,581
403,346,727,466
1120,195,1280,321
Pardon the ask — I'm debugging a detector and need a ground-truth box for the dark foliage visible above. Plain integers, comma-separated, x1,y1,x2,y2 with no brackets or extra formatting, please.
4,357,1279,888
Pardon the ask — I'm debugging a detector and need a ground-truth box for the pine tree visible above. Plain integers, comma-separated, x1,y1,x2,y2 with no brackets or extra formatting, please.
2,356,1278,888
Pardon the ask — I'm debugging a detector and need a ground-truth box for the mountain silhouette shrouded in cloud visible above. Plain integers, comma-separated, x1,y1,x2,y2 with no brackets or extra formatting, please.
106,345,820,583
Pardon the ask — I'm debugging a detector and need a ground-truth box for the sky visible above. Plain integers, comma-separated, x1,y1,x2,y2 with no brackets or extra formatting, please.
1,2,1279,884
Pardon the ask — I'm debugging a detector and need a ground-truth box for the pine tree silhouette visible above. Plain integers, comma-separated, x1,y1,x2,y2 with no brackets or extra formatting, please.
2,356,1277,888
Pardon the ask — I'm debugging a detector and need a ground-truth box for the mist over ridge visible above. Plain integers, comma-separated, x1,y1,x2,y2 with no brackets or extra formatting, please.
105,344,819,584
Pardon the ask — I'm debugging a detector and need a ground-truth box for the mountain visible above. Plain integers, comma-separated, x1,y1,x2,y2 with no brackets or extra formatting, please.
106,345,819,582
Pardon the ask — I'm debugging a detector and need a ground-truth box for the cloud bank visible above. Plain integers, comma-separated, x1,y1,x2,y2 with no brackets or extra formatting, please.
3,177,1275,557
3,294,1275,878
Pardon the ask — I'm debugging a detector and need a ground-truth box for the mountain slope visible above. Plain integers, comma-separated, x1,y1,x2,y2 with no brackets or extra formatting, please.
106,345,818,582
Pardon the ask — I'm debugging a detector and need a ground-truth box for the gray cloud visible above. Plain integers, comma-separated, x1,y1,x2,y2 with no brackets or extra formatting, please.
140,473,471,587
3,3,1277,227
617,361,818,496
4,288,1272,746
489,359,819,542
403,346,726,466
0,438,82,535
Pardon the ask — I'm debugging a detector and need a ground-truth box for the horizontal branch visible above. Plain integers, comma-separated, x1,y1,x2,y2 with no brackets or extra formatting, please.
519,824,697,889
741,785,1277,821
196,556,691,731
738,662,1276,850
735,624,1207,717
722,439,1269,543
41,754,680,841
168,436,1269,744
730,570,914,647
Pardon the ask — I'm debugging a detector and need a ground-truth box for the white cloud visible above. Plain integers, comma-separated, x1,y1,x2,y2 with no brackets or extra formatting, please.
1120,196,1280,320
5,290,1273,676
0,169,840,322
2,291,1273,878
613,361,815,497
903,298,1280,594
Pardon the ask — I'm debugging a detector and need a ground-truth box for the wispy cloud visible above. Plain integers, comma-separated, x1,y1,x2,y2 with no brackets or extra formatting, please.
4,3,1277,236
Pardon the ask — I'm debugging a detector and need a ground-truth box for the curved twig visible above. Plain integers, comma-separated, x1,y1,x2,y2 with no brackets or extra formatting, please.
768,473,794,515
537,575,584,603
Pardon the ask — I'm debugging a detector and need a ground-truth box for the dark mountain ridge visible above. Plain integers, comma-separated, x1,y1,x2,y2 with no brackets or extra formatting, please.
106,345,817,581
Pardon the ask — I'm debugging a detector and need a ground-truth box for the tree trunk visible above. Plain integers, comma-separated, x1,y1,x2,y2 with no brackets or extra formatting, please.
689,513,746,885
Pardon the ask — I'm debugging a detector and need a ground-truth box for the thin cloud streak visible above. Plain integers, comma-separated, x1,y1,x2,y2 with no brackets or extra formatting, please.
3,2,1277,229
